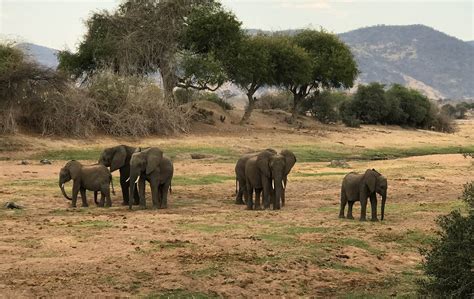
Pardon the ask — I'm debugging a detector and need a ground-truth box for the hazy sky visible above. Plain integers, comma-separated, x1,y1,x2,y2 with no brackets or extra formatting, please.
1,0,472,50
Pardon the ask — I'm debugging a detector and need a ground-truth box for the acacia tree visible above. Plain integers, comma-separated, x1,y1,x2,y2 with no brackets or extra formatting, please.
288,30,358,121
224,35,274,124
58,0,240,101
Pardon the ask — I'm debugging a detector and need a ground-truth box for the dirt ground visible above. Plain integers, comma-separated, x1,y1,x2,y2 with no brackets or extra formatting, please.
0,114,473,298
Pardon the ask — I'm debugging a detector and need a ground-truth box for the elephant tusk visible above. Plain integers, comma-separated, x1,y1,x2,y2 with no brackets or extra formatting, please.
61,183,65,188
125,177,130,183
282,180,286,189
134,175,140,184
272,180,274,189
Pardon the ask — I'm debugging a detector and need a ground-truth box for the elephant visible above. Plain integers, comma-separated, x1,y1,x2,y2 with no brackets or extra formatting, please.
59,160,114,208
98,145,140,206
244,150,297,210
234,148,277,205
339,169,388,221
129,147,174,210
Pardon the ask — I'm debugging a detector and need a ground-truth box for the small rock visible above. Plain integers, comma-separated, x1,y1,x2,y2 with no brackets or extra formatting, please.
190,154,210,160
4,202,23,209
328,160,351,168
40,159,52,165
336,254,350,259
20,160,30,165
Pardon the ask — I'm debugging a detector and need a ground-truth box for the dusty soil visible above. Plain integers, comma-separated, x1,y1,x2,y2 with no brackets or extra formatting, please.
0,115,473,298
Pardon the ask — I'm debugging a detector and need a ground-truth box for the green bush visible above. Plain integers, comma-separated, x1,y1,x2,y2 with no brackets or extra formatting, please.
339,100,360,128
310,91,348,124
339,83,455,132
418,181,474,297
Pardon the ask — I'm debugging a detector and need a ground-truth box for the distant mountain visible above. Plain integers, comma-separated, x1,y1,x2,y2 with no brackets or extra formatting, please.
16,25,474,99
339,25,474,99
15,43,59,69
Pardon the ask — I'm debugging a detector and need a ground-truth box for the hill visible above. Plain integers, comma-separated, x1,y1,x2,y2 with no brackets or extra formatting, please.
15,43,59,69
14,25,474,100
339,25,474,99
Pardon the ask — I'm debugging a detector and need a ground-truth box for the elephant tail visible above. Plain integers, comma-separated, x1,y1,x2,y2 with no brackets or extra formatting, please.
235,179,238,195
169,181,172,195
110,174,115,195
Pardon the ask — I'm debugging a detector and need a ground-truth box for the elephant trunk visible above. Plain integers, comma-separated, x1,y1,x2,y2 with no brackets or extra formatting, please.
381,191,387,221
129,169,139,210
59,182,72,201
273,176,283,209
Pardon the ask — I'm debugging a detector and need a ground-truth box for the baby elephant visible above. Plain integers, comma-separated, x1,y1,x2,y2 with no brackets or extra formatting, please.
59,160,114,208
339,169,387,221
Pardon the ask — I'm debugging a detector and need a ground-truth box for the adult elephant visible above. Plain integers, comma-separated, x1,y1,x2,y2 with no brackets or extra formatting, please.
234,148,277,205
129,147,173,210
339,169,388,221
245,150,297,210
98,145,139,206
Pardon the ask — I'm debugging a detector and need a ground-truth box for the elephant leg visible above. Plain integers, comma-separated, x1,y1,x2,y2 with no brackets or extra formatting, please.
71,181,81,208
120,178,129,206
339,191,347,218
236,179,246,205
99,193,105,207
347,201,355,220
160,181,170,209
370,193,378,221
133,182,140,205
262,177,271,209
246,185,254,210
150,180,159,209
255,189,262,210
138,178,146,209
281,188,285,207
359,197,368,221
80,188,88,207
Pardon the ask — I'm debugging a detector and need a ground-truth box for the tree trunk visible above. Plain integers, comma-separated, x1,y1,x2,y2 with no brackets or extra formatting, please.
240,91,257,124
291,92,302,123
160,55,177,104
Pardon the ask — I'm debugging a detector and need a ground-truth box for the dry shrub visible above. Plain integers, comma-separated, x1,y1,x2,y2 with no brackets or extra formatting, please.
87,71,189,136
255,91,292,111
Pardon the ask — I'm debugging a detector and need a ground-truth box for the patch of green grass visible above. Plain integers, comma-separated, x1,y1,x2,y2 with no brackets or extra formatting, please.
337,238,383,255
32,148,102,161
145,289,219,299
376,229,434,250
162,145,238,162
326,261,371,274
73,220,113,229
259,233,295,245
286,226,329,235
9,179,58,188
188,264,221,279
287,144,474,162
180,223,232,233
293,172,347,178
173,175,234,186
149,240,191,249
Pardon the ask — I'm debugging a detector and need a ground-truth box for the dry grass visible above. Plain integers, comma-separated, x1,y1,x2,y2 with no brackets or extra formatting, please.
0,119,472,297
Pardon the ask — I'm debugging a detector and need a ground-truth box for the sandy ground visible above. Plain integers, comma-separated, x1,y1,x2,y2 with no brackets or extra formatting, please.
0,116,473,298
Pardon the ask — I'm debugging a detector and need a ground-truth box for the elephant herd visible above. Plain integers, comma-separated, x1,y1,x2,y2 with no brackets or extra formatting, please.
58,145,388,221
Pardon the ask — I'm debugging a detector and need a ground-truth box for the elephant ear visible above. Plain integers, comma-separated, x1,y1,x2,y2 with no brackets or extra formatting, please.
67,160,82,180
281,150,296,176
256,151,273,178
146,148,163,175
111,146,127,172
363,169,378,193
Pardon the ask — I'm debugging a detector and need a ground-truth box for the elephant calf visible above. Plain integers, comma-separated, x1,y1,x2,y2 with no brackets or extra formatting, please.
339,169,388,221
59,160,114,208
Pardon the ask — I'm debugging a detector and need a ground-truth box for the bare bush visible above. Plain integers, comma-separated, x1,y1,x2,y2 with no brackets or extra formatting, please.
255,91,292,111
87,71,189,136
